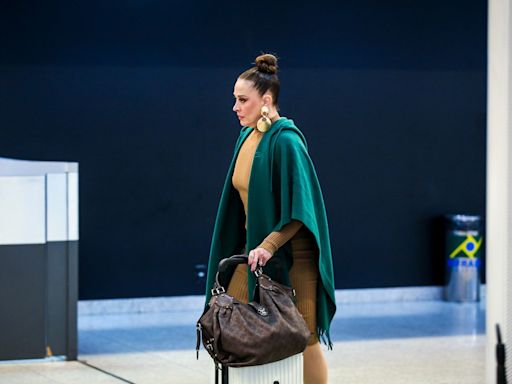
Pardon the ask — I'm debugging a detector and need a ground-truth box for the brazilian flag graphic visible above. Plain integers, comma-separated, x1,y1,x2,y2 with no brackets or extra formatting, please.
448,234,482,259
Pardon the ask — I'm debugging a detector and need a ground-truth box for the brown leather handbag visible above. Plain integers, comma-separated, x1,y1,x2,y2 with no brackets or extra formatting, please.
196,254,311,367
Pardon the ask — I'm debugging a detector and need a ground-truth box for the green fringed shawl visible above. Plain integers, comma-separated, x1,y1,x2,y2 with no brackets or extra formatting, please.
205,117,336,347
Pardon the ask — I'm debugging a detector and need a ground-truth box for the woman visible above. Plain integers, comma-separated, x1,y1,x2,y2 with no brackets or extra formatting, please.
205,53,336,384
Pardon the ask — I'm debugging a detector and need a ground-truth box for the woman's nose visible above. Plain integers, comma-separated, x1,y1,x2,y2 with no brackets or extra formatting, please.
232,102,238,112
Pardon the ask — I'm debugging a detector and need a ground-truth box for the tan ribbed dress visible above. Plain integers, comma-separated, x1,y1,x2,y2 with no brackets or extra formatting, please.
227,128,320,345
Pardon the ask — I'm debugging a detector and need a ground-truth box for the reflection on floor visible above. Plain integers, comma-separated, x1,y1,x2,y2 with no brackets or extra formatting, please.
0,299,485,384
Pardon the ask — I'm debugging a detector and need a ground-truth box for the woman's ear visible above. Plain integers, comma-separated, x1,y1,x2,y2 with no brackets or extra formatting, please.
262,94,273,106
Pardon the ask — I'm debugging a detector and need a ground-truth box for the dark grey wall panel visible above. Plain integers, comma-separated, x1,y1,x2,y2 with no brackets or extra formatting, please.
0,245,46,359
0,242,78,360
46,242,67,356
66,241,78,359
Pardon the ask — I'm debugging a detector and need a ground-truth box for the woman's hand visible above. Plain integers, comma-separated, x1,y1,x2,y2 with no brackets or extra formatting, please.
248,247,273,272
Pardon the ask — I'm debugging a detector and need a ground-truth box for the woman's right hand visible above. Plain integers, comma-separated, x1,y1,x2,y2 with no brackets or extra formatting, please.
248,247,273,272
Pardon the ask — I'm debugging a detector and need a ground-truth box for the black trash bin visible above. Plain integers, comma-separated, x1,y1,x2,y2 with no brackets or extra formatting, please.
444,214,483,302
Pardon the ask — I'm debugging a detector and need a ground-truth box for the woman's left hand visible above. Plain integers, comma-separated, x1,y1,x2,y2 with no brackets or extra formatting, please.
248,247,273,272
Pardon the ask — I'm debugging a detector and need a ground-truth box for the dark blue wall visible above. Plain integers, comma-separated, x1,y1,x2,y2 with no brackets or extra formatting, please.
0,1,487,299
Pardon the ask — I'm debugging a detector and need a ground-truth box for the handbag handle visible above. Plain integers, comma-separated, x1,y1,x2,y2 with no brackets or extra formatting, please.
212,254,263,296
218,254,249,274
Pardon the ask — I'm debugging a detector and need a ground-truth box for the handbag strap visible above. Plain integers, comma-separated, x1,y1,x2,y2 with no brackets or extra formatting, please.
211,255,263,297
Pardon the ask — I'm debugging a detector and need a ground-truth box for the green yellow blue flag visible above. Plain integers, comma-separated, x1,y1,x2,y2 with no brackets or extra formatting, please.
449,234,482,259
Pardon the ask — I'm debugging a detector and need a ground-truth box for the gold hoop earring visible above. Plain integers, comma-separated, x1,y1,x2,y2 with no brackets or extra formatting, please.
256,105,271,132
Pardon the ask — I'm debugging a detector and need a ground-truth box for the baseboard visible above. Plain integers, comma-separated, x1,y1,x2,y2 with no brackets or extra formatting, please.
78,285,486,316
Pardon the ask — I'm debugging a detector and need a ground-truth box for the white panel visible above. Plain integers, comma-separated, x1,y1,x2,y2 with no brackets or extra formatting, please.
0,157,78,176
46,173,68,242
0,176,46,245
67,172,79,241
212,354,303,384
487,0,512,383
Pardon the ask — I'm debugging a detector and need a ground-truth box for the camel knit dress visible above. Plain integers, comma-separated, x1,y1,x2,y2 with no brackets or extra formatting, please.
227,128,320,345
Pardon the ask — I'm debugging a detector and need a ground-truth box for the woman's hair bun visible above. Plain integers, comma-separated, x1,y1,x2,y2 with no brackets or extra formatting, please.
255,53,278,75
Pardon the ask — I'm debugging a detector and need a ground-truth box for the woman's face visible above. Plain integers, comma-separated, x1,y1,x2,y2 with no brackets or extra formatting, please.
232,78,264,128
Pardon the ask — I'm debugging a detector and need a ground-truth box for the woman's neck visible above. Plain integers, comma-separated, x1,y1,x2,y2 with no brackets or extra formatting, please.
270,113,281,123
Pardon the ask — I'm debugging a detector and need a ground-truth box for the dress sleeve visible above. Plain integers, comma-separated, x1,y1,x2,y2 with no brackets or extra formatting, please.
257,219,303,255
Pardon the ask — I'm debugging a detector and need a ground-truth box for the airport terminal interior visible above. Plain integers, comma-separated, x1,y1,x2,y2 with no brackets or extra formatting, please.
2,0,510,383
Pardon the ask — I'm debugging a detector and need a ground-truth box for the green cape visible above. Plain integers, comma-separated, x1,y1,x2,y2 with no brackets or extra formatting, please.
205,117,336,346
